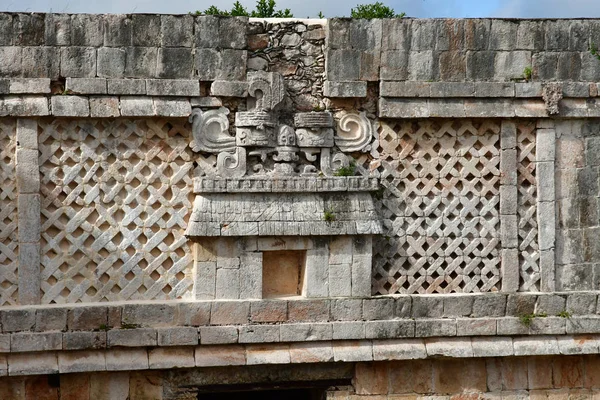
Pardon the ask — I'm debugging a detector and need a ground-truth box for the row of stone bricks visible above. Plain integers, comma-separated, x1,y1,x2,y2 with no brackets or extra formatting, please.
4,316,600,352
378,98,600,119
0,14,246,49
0,292,598,333
328,19,600,53
0,45,247,80
1,335,599,376
0,95,224,118
381,81,600,98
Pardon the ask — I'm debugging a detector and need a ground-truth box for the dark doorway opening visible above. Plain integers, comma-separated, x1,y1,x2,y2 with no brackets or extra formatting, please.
199,387,325,400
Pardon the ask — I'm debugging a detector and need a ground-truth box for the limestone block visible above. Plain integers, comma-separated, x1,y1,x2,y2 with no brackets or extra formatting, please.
0,47,21,77
408,51,435,81
89,96,119,117
66,77,107,94
288,300,329,322
105,349,149,371
16,149,39,194
107,328,157,347
372,339,427,361
195,261,217,300
63,332,107,350
71,14,104,46
156,327,199,347
380,50,409,81
0,335,9,352
496,317,530,335
103,14,131,47
516,82,543,98
456,318,497,336
425,337,473,358
153,97,192,117
1,96,49,116
289,342,334,363
332,322,365,340
351,255,372,297
215,269,240,299
148,347,195,369
442,295,474,318
567,317,600,334
501,215,518,249
379,98,429,118
529,316,566,335
68,306,107,331
500,185,518,215
51,95,89,117
513,336,559,356
58,351,106,373
60,47,97,78
157,48,193,78
394,297,411,318
412,296,443,318
195,345,246,367
330,299,362,321
494,51,532,81
240,252,262,299
506,293,537,316
1,309,35,333
124,47,157,78
14,14,45,46
176,302,211,326
119,96,153,116
430,82,474,97
557,335,600,355
239,325,280,343
326,49,360,81
474,82,515,97
146,79,199,96
363,298,395,321
122,303,177,327
415,319,457,337
471,337,514,357
11,332,62,352
465,99,515,117
161,15,193,47
280,323,332,342
329,264,352,297
304,245,329,297
210,81,248,97
90,371,130,399
428,99,466,118
200,326,238,344
365,320,415,339
246,344,290,365
568,293,597,315
501,248,519,292
323,81,367,98
500,149,517,185
131,15,160,46
10,78,50,94
8,353,58,375
107,78,145,95
0,14,12,46
472,294,507,317
15,119,37,149
332,340,372,362
35,308,67,332
466,51,495,80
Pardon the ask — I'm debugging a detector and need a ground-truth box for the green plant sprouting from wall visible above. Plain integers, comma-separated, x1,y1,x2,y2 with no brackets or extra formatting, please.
323,209,336,222
333,162,357,177
523,66,532,81
591,42,600,61
519,313,547,327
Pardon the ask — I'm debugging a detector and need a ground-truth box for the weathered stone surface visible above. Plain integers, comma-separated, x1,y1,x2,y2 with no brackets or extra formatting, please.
51,95,89,116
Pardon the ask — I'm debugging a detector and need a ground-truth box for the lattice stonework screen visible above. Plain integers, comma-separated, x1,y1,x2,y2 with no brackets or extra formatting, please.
38,119,194,303
517,121,540,291
0,119,18,306
373,120,502,294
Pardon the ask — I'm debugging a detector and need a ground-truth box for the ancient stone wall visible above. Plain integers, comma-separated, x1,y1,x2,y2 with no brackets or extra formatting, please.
0,13,600,399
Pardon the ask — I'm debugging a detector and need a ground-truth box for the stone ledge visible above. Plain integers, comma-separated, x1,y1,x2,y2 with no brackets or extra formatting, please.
379,97,600,118
193,177,380,193
3,334,600,376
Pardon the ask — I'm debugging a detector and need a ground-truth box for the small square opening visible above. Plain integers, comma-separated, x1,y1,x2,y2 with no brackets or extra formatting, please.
262,250,306,298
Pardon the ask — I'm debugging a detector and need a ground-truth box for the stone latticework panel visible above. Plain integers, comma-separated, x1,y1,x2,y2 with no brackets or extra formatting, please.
0,119,18,306
373,119,502,295
517,122,540,292
38,119,194,304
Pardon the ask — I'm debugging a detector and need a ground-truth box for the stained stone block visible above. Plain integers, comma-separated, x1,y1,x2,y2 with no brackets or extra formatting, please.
1,309,35,332
157,48,193,78
415,319,457,337
58,351,106,373
332,322,365,340
567,293,597,315
442,295,474,317
466,51,495,80
10,78,50,94
60,47,97,78
326,50,360,81
14,13,45,46
280,323,332,342
18,194,40,243
35,307,67,332
412,296,443,318
105,349,149,371
200,326,238,344
107,328,157,347
9,353,58,376
124,47,157,78
517,21,545,50
71,14,103,46
97,47,126,78
489,20,518,50
365,320,415,339
239,325,280,343
379,98,429,118
146,79,199,96
21,46,60,79
328,264,352,297
210,81,248,97
161,15,193,47
324,81,367,98
119,96,153,116
11,332,62,352
89,96,119,117
516,82,543,98
51,96,89,117
472,294,506,317
363,298,394,321
103,14,131,47
557,52,582,81
218,49,247,81
196,48,221,81
157,327,199,346
68,307,108,331
45,13,70,45
472,337,514,357
0,47,22,77
63,332,107,350
218,17,248,49
131,14,160,46
0,14,13,46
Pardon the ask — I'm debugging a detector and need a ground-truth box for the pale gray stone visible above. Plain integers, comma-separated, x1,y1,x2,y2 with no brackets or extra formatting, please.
472,294,507,317
457,318,496,336
35,308,67,332
18,243,40,305
60,47,97,78
501,215,518,249
153,98,192,117
415,319,457,337
68,306,108,331
351,255,372,297
474,82,515,97
280,323,332,342
363,298,394,320
215,268,240,299
429,82,474,97
328,264,352,297
157,48,193,78
379,98,430,118
107,78,145,95
324,81,367,98
18,194,40,243
119,96,153,116
161,15,193,47
195,261,216,300
58,351,106,373
146,79,200,96
332,340,372,362
472,337,514,357
16,148,40,194
0,47,21,77
63,332,107,350
332,322,365,340
330,299,362,321
412,296,443,318
16,117,37,149
239,325,280,343
304,244,329,297
567,293,597,315
425,338,473,358
107,328,157,347
51,95,89,117
9,78,51,94
200,326,239,344
0,96,49,116
124,47,157,78
71,14,103,46
529,316,566,335
557,335,600,355
122,304,177,327
372,339,427,361
66,77,107,94
89,96,119,117
567,317,600,334
513,336,559,356
240,252,262,299
516,82,543,97
365,320,415,339
132,15,160,46
380,81,430,97
1,309,35,332
11,332,62,352
500,185,518,215
105,349,149,371
210,81,248,97
9,353,58,376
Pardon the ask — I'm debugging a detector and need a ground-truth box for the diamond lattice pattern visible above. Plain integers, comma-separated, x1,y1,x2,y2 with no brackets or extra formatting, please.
372,119,502,294
0,119,18,306
517,121,540,291
38,119,194,303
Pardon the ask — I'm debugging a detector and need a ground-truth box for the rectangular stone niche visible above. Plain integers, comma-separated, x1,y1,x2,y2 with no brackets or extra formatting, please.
262,250,306,298
192,236,372,300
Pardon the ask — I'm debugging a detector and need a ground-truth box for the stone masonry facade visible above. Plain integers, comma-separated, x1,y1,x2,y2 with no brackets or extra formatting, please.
0,13,600,399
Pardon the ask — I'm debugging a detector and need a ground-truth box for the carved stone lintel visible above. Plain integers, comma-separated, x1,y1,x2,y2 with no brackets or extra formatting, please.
334,111,373,153
217,147,247,178
235,111,277,147
294,112,334,128
189,107,235,153
296,128,334,148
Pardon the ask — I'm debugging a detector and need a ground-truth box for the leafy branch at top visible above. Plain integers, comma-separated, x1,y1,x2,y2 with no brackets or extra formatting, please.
193,0,293,18
350,2,405,19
